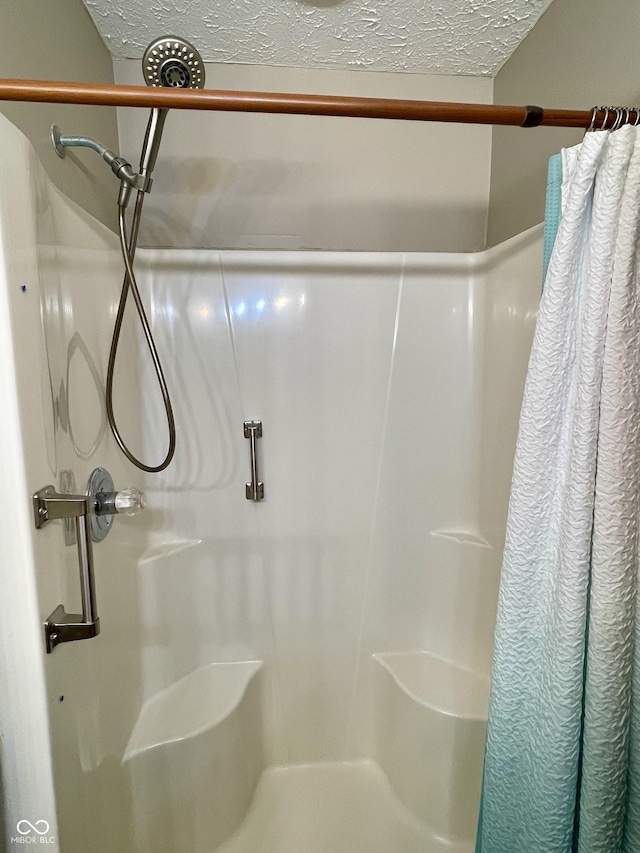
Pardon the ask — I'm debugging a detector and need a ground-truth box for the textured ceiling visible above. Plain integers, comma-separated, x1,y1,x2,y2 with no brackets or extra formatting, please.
84,0,555,77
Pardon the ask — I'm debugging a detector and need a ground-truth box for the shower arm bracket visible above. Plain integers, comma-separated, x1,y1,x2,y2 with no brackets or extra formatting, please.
33,486,100,653
51,125,152,193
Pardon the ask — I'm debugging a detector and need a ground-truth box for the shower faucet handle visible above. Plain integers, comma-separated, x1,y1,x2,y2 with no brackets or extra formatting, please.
112,487,146,516
86,468,146,542
95,486,146,517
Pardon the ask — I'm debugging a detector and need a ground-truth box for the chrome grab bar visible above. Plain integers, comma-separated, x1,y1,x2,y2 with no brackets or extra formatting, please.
244,420,264,502
33,486,100,653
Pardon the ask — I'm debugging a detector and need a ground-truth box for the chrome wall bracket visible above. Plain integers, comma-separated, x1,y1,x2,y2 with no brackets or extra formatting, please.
33,486,100,653
244,420,264,501
43,605,100,654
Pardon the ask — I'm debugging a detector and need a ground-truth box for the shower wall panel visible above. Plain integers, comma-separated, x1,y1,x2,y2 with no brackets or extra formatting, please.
222,253,401,762
348,228,542,756
130,251,290,764
136,231,541,764
0,113,152,853
135,252,402,763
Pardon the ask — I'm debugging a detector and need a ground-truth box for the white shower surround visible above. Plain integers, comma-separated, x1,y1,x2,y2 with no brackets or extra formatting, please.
132,234,541,767
0,110,541,851
85,0,555,76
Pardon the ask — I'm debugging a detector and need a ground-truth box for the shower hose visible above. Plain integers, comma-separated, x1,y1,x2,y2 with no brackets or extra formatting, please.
106,185,176,473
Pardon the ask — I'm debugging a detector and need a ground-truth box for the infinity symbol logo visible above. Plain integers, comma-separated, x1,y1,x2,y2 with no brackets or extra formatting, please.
16,820,50,836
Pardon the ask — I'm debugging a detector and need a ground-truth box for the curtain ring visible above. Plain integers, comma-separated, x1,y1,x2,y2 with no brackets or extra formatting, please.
600,106,610,131
613,107,626,131
611,107,622,131
623,107,631,127
587,106,599,132
617,107,628,129
634,108,640,126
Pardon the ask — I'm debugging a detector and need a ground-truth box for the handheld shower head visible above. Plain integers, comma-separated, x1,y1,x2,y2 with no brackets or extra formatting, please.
142,36,206,90
139,36,206,178
103,35,207,475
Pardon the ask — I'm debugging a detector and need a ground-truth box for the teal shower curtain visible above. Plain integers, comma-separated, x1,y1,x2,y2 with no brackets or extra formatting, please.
476,125,640,852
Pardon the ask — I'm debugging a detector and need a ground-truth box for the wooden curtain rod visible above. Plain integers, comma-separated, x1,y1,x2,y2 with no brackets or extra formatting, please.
0,78,614,129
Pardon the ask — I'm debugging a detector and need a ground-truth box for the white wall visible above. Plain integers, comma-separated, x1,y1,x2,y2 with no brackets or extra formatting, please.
0,0,119,230
114,61,493,253
488,0,640,246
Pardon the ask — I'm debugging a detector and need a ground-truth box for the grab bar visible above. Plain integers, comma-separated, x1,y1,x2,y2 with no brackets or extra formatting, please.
33,486,100,653
244,420,264,501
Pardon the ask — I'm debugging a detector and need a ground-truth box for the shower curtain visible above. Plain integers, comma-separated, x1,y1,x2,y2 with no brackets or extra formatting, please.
476,124,640,852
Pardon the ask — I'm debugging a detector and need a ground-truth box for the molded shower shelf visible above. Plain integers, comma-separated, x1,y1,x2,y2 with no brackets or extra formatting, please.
373,651,490,720
372,652,489,843
430,529,492,549
124,659,263,759
123,661,265,853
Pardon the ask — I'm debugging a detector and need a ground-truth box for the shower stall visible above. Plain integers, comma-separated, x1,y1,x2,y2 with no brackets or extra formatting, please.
0,84,540,850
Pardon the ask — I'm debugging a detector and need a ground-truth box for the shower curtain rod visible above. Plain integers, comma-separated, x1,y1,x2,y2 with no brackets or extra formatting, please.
0,78,623,129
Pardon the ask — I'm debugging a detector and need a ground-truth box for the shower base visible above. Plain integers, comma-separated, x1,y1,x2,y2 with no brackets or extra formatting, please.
217,760,474,853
